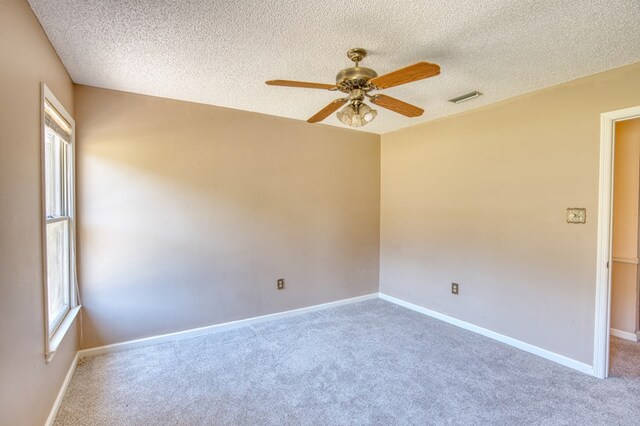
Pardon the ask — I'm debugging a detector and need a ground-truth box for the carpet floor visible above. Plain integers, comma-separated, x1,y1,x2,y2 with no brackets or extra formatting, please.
611,335,640,379
55,299,640,425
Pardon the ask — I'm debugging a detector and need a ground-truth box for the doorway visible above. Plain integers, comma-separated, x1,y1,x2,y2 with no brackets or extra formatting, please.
595,106,640,379
609,117,640,377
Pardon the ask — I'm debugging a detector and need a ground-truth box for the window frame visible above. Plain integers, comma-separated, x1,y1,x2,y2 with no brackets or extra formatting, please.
41,83,80,362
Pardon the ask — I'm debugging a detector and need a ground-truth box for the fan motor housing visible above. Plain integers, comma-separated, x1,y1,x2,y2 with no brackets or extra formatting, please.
335,66,378,92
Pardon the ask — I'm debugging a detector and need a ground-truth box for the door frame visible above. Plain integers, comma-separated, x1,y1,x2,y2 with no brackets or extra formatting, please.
594,105,640,379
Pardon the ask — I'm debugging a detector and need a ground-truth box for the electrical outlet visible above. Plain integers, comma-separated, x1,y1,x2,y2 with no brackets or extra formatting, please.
277,278,285,290
451,283,459,295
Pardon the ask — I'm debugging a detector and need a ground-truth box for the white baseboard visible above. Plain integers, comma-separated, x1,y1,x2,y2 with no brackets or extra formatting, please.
379,293,594,376
45,352,79,426
610,328,639,342
79,293,378,358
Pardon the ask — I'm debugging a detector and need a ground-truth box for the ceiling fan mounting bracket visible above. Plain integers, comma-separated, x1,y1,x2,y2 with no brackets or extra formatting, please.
347,48,367,65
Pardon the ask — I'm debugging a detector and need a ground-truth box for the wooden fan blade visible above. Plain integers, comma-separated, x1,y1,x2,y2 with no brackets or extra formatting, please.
369,62,440,89
307,99,348,123
266,80,336,90
370,94,424,117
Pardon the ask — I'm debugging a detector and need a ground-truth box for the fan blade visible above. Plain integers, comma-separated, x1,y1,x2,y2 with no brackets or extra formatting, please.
370,94,424,117
266,80,336,90
307,99,348,123
369,62,440,89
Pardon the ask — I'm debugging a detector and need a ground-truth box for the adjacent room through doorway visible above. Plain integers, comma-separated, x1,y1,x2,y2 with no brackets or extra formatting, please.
610,117,640,377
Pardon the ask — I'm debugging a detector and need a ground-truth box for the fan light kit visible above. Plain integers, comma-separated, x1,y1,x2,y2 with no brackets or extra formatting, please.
266,48,441,128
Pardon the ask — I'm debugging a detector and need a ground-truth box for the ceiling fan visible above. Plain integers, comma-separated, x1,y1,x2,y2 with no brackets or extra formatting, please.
266,48,440,128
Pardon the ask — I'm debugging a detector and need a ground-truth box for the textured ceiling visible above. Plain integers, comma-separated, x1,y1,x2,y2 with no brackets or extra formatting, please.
28,0,640,134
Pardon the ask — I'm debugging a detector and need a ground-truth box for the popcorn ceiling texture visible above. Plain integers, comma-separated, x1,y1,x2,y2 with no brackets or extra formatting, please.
28,0,640,134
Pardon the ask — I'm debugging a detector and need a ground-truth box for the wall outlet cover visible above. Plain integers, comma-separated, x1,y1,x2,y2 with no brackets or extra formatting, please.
277,278,285,290
451,283,459,295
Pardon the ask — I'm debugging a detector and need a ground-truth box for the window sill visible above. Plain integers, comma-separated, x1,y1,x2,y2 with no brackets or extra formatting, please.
46,305,81,363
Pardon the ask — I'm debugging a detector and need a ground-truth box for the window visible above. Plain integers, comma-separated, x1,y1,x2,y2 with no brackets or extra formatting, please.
42,84,80,361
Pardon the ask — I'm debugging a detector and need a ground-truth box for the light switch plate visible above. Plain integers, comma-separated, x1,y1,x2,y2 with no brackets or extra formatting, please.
567,208,586,224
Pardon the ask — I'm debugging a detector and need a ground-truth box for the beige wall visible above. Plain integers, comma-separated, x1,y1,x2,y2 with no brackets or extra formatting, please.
380,62,640,365
611,118,640,334
74,85,380,348
0,1,79,425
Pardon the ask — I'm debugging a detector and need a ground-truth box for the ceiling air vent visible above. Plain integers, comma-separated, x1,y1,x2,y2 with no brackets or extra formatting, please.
448,91,483,104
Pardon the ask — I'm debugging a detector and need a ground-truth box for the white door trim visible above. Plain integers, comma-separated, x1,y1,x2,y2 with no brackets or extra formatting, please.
594,105,640,379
